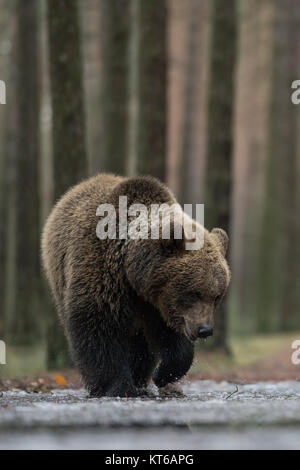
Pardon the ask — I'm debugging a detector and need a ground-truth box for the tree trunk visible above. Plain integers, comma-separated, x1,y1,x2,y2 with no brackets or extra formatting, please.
179,0,210,205
126,0,140,177
136,0,167,181
0,0,16,335
276,0,300,332
166,0,189,195
99,0,130,175
47,0,87,368
204,0,237,352
256,0,300,332
81,0,103,175
230,0,274,335
6,0,42,345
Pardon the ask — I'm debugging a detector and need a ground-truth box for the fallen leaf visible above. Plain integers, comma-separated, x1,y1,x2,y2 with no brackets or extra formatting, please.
54,374,67,387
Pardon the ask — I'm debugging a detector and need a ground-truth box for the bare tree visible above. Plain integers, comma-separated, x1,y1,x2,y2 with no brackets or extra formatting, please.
256,0,300,332
4,0,42,345
204,0,237,352
136,0,167,180
99,0,130,175
231,0,274,335
0,0,16,335
179,0,210,205
47,0,87,367
81,0,103,175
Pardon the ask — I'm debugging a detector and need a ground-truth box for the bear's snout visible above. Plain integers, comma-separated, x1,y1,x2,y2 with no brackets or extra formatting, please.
198,325,213,339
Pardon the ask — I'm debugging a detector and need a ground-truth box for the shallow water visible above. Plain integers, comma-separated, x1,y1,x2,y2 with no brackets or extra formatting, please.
1,381,300,449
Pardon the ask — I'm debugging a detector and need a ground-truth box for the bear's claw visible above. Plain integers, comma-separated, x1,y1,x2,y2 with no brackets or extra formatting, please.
158,383,185,398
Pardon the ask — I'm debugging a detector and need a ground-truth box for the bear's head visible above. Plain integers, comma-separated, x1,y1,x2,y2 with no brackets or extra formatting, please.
125,220,231,342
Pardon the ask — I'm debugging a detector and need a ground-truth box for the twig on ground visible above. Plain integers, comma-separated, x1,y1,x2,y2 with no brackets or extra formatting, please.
226,385,239,400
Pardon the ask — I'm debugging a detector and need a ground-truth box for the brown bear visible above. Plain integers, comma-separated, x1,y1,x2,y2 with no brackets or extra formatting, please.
41,173,230,397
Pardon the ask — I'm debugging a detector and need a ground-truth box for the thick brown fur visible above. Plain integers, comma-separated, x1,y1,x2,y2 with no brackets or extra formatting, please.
42,173,230,397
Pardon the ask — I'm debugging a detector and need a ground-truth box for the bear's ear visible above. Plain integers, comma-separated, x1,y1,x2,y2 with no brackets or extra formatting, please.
211,228,229,257
160,220,185,254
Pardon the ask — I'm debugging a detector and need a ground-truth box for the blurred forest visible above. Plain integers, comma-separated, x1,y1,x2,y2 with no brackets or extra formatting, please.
0,0,299,372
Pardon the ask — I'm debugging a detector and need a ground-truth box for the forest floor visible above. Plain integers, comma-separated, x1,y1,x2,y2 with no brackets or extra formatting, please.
1,331,299,391
0,332,299,449
0,381,300,449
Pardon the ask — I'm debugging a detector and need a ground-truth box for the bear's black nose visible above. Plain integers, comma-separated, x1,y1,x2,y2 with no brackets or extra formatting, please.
198,326,213,338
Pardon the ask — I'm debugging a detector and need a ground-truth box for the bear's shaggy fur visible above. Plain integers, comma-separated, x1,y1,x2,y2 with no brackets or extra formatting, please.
41,173,230,397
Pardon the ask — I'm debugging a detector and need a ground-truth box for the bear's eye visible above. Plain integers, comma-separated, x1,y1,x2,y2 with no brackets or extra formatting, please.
179,292,202,308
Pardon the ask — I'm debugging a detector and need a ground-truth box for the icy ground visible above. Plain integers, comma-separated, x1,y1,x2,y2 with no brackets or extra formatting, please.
1,380,300,449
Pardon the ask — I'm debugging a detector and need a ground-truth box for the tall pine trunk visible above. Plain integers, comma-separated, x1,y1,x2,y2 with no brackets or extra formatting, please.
6,0,42,345
230,0,274,335
81,0,103,175
255,0,300,332
179,0,210,205
136,0,167,181
204,0,237,352
0,0,16,336
46,0,87,368
99,0,130,175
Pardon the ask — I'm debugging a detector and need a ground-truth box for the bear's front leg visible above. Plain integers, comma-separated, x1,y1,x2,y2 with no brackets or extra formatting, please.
67,301,142,398
159,382,185,398
153,332,194,393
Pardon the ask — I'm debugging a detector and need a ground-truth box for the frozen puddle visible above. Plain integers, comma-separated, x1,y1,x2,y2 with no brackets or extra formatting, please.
1,381,300,449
